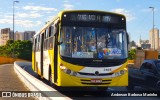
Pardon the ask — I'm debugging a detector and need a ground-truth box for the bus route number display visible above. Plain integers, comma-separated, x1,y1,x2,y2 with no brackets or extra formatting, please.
68,14,120,23
76,14,111,22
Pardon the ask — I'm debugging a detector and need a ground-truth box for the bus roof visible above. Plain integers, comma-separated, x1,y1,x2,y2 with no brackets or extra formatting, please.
33,10,126,38
58,10,126,17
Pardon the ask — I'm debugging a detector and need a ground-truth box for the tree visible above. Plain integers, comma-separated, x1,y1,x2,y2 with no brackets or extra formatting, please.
0,40,32,61
128,49,136,60
0,46,8,56
14,40,32,61
6,40,14,46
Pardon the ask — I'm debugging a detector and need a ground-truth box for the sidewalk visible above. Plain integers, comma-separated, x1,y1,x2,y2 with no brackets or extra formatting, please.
0,64,36,100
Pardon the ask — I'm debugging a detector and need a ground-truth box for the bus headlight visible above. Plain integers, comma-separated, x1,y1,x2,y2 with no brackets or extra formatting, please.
60,63,77,76
120,70,125,75
114,67,127,77
60,64,67,71
66,69,71,74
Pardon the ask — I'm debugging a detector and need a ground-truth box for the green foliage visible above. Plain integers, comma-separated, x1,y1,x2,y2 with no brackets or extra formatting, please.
128,49,136,60
0,40,32,61
6,40,14,46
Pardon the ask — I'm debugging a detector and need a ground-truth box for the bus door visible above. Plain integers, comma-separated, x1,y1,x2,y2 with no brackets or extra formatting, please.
40,33,44,76
53,20,59,83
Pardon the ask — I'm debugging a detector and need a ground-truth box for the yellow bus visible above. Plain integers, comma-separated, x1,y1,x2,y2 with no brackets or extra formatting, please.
32,10,129,91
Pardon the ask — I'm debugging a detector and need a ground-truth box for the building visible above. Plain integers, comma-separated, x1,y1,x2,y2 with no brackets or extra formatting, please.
24,31,35,41
0,28,36,46
0,28,13,46
15,31,35,41
141,44,151,50
149,28,159,50
138,39,151,49
15,31,24,41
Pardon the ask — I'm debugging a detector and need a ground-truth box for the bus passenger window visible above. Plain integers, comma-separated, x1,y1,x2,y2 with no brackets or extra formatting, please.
36,35,39,51
34,38,37,51
38,35,40,51
45,29,49,38
49,26,54,37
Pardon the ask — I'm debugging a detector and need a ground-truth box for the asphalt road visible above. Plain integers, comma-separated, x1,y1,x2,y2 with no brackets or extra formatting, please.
0,64,35,100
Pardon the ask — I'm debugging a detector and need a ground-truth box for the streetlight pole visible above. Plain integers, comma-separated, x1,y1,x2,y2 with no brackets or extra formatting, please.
13,1,19,58
149,7,155,50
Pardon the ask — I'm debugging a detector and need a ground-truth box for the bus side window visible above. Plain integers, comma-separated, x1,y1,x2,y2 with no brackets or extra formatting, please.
44,34,46,50
48,25,54,49
44,29,49,50
46,28,49,39
33,38,35,51
36,35,38,51
46,28,49,49
49,25,54,37
33,38,36,51
38,35,40,51
44,32,46,50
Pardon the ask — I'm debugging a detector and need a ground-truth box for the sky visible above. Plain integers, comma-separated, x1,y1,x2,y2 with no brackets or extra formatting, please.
0,0,160,43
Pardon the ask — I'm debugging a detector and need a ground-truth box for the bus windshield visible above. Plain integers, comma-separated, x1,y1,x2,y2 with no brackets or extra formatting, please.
60,26,128,59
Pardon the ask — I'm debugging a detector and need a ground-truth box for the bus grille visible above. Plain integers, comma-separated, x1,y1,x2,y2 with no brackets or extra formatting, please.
80,79,112,85
78,72,113,76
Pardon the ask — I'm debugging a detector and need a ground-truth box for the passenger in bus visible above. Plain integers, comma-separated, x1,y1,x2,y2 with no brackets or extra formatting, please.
89,42,96,52
107,33,117,48
97,36,106,48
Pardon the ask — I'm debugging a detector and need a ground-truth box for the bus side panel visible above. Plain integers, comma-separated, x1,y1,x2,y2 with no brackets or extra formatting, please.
32,51,35,71
47,49,54,84
32,38,36,72
35,51,41,75
43,50,50,80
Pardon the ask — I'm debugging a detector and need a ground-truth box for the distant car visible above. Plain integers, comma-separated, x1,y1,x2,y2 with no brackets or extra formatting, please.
127,59,160,91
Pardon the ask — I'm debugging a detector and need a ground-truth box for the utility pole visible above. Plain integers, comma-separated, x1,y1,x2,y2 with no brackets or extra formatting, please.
149,7,155,50
13,1,19,58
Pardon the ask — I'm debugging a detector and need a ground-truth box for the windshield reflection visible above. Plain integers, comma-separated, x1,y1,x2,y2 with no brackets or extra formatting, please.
60,26,127,59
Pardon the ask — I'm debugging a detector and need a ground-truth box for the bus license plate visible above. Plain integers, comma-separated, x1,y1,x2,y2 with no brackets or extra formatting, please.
91,79,102,83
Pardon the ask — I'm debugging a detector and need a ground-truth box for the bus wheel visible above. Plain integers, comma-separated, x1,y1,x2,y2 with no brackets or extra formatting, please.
37,74,41,79
97,87,108,92
49,72,53,86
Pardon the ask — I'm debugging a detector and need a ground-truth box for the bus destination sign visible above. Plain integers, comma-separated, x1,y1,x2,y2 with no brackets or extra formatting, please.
63,13,124,24
73,14,111,22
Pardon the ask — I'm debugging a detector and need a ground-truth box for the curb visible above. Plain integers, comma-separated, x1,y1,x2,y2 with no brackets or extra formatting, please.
14,61,70,100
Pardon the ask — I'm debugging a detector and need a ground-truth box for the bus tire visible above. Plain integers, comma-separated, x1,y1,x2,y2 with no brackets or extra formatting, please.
49,68,53,86
37,74,41,79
